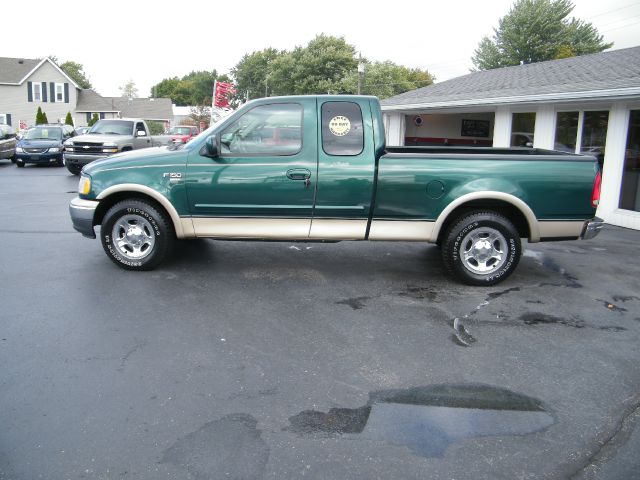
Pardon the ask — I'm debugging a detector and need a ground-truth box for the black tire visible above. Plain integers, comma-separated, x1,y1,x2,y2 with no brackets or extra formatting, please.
100,199,175,271
16,159,24,168
56,157,64,167
10,156,16,164
66,164,82,175
442,211,521,286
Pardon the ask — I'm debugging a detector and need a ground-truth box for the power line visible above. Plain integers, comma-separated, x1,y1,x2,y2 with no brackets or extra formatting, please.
602,20,640,33
588,2,640,19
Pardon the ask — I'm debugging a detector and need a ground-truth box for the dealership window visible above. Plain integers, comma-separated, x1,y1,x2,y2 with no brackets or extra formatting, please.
56,83,64,102
580,111,609,164
510,112,535,147
619,110,640,212
32,83,42,102
554,111,579,152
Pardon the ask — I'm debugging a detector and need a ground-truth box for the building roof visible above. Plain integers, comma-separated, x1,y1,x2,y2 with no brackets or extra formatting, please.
109,97,173,121
76,91,173,120
0,57,40,84
0,57,80,88
382,46,640,111
76,89,118,112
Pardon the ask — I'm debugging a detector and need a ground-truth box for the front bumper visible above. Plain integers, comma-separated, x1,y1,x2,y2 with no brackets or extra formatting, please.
64,152,111,167
581,217,604,240
69,197,99,238
16,152,63,164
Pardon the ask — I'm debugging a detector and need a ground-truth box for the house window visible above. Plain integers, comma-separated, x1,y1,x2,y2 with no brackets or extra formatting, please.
510,112,536,147
0,114,6,125
32,83,42,102
619,110,640,213
56,83,64,102
554,112,579,152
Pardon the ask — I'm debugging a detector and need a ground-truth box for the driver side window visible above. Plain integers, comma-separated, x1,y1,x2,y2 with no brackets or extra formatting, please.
220,103,302,156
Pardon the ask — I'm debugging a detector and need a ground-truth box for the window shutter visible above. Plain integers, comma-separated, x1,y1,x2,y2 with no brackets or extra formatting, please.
42,82,48,102
64,83,69,103
6,114,12,126
86,113,91,123
100,113,105,119
27,82,33,102
50,83,56,103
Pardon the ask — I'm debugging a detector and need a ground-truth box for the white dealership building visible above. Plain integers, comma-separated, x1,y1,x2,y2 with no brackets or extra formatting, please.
382,46,640,230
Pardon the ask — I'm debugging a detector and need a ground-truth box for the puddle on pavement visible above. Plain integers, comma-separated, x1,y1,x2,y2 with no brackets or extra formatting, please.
287,384,554,458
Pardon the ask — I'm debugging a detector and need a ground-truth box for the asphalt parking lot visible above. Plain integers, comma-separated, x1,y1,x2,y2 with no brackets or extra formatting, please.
1,161,639,480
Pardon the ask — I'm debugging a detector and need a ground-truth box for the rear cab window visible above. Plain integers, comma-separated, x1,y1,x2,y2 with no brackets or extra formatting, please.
321,101,364,156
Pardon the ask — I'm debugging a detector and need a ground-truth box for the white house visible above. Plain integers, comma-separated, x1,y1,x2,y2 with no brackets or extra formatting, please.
382,46,640,230
0,57,172,128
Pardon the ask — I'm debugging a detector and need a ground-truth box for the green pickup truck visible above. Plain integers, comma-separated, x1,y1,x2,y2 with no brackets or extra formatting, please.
69,95,602,285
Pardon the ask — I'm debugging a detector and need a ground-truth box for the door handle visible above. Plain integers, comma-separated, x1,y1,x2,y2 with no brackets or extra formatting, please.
286,168,311,181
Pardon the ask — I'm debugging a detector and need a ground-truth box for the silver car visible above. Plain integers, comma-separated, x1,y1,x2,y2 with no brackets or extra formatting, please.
0,124,17,163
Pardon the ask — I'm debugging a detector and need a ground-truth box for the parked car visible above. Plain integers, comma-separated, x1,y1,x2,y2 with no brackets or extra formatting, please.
0,124,17,163
15,124,75,168
74,126,91,136
69,95,602,285
64,118,173,175
168,125,199,144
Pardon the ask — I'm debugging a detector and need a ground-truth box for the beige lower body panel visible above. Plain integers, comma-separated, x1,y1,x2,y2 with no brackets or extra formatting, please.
309,219,368,240
537,221,584,239
368,220,435,241
191,218,311,239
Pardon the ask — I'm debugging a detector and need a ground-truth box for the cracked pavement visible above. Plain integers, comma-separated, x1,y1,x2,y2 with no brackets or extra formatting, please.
1,163,639,479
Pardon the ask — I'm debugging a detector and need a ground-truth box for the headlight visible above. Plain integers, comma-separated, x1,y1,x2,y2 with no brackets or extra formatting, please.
48,147,61,153
102,148,118,153
16,147,23,153
64,140,73,147
78,175,91,195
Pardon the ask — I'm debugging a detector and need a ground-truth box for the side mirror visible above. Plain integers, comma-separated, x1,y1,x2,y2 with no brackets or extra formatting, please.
205,135,220,158
137,130,147,137
525,141,533,148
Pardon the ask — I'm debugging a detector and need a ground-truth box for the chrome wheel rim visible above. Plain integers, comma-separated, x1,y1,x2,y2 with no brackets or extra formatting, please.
111,214,155,260
460,227,508,275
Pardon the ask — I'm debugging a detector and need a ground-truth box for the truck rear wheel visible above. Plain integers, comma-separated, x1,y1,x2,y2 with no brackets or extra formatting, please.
442,211,521,286
67,164,82,175
100,199,175,271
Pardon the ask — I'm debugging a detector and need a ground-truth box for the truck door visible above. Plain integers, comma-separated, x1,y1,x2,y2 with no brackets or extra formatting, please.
185,99,317,239
311,99,376,239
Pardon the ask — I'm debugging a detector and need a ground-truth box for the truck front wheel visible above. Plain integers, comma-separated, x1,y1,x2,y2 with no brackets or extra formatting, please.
442,211,521,286
100,199,175,271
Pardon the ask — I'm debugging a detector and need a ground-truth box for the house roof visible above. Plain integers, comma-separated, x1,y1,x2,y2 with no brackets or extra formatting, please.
108,97,173,121
76,92,173,120
382,46,640,111
0,57,40,84
0,57,80,88
76,89,118,112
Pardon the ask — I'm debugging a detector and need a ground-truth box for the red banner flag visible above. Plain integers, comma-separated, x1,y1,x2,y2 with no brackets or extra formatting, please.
213,81,235,108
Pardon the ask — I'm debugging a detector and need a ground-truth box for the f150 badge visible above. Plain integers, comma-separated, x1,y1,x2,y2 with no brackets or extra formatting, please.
163,172,182,182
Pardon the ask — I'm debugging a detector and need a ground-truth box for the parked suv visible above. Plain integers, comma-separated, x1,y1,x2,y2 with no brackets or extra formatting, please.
15,124,75,168
0,124,17,163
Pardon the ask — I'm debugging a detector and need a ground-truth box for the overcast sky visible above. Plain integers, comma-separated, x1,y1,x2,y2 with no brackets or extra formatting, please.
4,0,639,98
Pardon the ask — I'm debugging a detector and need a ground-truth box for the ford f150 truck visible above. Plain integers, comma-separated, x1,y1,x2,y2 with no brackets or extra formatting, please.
69,95,602,285
64,118,173,175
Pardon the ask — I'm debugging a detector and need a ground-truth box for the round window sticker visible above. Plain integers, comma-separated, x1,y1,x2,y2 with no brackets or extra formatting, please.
329,116,351,136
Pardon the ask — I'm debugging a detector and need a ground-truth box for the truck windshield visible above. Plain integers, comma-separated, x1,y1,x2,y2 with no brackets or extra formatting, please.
89,120,134,135
24,127,63,140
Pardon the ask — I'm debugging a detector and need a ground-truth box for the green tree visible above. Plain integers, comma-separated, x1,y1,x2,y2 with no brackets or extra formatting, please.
64,112,74,126
35,107,45,125
472,0,612,70
340,61,434,99
268,34,357,96
146,121,165,135
88,114,99,127
119,79,139,98
59,61,93,89
232,48,283,100
42,112,49,124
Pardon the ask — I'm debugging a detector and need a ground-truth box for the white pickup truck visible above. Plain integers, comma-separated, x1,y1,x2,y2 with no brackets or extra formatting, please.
63,118,172,175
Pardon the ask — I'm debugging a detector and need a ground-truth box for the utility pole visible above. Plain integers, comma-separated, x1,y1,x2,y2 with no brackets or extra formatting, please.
357,53,365,95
